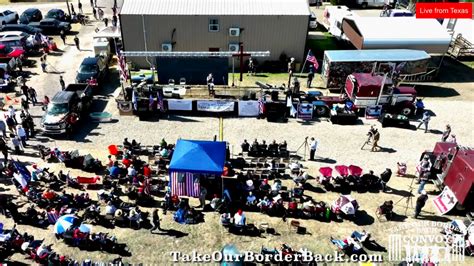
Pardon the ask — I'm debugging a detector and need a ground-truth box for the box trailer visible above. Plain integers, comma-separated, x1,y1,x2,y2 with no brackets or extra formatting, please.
321,49,430,89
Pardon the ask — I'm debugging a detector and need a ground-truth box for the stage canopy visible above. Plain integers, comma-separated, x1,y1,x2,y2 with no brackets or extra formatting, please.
169,139,226,174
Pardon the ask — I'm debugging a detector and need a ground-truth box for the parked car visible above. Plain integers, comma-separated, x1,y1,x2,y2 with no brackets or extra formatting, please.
0,31,29,39
380,9,413,17
29,19,71,34
0,24,42,34
0,10,19,25
19,8,43,24
45,9,67,22
0,36,28,51
0,44,25,60
75,55,109,85
357,0,395,8
41,84,93,135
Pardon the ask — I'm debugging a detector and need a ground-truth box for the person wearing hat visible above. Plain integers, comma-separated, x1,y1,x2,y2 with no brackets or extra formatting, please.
414,190,428,219
441,124,451,142
417,111,431,133
417,155,432,183
448,134,457,144
233,209,246,226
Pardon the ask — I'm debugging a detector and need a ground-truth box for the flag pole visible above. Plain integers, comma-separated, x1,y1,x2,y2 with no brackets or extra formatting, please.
300,50,310,75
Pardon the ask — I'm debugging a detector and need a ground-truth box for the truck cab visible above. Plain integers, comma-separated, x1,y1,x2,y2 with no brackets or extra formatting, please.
420,143,474,213
41,84,92,135
345,73,416,116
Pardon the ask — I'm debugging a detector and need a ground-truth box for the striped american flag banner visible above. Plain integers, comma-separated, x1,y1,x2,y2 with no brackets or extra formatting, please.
170,172,201,197
157,91,165,112
258,96,265,114
117,50,129,81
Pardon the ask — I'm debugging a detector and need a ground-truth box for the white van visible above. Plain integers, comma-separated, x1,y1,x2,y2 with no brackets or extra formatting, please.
357,0,395,8
321,6,357,40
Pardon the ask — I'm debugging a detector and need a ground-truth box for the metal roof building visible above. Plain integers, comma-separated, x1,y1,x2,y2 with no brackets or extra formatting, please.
119,0,310,84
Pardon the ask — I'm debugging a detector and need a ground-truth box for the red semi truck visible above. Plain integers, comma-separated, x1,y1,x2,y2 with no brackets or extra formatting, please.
314,73,417,117
420,142,474,214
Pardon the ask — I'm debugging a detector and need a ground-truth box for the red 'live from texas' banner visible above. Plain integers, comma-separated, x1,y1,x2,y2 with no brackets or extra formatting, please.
416,2,473,19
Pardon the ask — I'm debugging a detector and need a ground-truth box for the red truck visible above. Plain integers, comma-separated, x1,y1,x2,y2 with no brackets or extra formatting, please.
420,142,474,214
314,73,417,118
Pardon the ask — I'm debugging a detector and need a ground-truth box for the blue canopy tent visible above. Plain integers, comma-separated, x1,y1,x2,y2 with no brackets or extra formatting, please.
169,139,226,197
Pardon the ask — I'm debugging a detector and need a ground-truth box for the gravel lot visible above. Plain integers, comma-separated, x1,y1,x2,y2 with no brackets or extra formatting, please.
1,1,473,265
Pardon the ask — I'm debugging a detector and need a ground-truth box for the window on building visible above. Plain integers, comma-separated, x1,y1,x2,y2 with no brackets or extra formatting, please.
209,18,219,32
446,19,457,31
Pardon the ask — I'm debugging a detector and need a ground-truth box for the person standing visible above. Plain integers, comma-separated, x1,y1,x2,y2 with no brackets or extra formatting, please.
16,57,23,72
371,129,380,152
309,137,318,161
6,116,16,134
112,15,118,27
417,111,431,133
21,82,29,101
247,59,254,76
0,120,6,138
150,209,162,233
103,17,109,27
59,76,66,90
78,1,83,13
287,57,295,87
40,56,47,72
70,3,75,14
98,8,104,20
12,137,22,155
0,137,8,161
441,124,451,142
199,186,207,208
21,97,29,115
90,0,94,8
307,69,314,88
92,8,97,20
21,118,30,140
17,125,27,147
28,87,38,105
8,106,17,124
74,36,80,50
60,30,66,45
414,191,428,219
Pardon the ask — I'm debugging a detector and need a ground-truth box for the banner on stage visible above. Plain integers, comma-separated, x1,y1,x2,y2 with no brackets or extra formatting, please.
238,101,259,117
197,100,235,112
167,99,193,111
298,103,313,120
432,186,458,215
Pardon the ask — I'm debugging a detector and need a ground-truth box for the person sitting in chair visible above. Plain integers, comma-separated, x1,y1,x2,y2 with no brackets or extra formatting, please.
233,209,246,226
246,192,257,206
378,200,394,220
210,194,222,211
221,213,231,226
268,140,279,156
260,140,268,156
123,138,132,150
250,139,259,156
241,140,250,153
259,179,271,194
257,196,271,211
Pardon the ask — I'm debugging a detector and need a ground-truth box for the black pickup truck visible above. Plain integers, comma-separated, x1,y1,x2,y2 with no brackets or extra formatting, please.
41,84,92,136
28,18,71,34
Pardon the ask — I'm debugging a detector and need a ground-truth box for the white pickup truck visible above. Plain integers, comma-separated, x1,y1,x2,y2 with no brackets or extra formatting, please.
0,10,19,25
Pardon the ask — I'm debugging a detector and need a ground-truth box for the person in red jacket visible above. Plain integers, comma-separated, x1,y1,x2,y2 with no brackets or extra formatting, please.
143,163,151,178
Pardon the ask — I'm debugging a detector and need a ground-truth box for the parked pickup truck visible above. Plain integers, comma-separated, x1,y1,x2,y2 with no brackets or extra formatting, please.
41,84,92,136
28,18,71,34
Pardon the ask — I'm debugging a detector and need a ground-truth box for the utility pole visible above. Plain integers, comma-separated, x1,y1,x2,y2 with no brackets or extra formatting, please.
66,0,71,17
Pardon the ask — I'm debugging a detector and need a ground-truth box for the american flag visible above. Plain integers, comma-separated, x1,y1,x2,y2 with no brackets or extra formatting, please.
306,50,319,70
148,94,154,110
170,172,200,197
117,50,129,81
131,90,137,110
258,95,265,114
157,91,164,112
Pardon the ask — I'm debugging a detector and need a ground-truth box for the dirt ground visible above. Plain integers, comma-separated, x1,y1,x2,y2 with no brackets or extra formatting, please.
1,1,474,265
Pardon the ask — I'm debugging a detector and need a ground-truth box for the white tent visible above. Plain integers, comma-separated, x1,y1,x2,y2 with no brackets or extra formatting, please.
342,17,452,54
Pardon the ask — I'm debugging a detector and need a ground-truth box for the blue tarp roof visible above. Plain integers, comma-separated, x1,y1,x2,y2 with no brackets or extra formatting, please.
324,49,430,62
169,139,226,174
